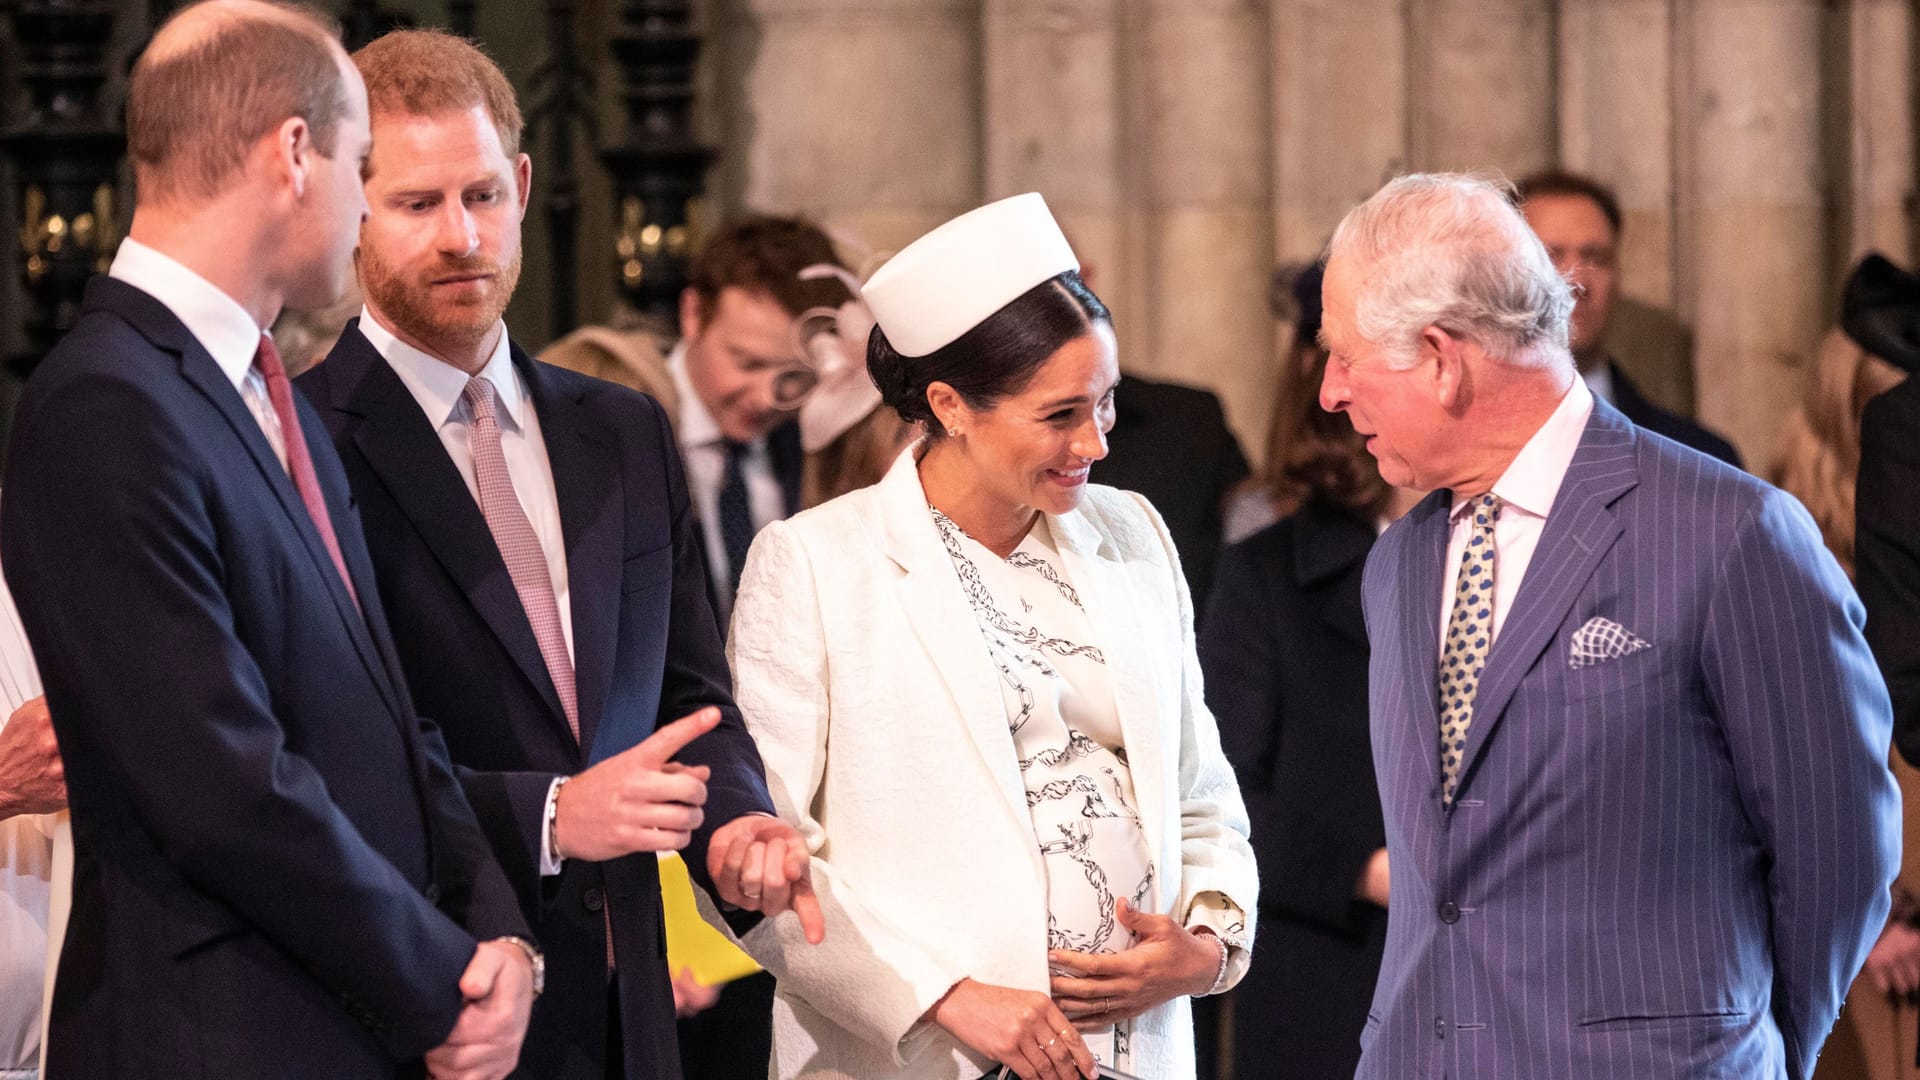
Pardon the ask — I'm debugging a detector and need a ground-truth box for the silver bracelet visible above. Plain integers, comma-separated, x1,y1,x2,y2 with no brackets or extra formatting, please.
1201,931,1230,996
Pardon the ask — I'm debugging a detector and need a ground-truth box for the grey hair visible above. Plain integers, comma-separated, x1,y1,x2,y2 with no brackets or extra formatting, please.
1328,172,1575,370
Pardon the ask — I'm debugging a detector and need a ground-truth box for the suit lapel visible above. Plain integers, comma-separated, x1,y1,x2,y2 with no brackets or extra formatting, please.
137,293,402,720
1453,403,1639,798
1394,491,1454,804
1051,506,1168,903
332,327,575,749
522,352,622,760
874,450,1032,833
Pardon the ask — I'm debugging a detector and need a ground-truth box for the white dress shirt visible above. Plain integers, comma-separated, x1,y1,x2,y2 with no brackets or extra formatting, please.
1438,376,1594,655
667,343,785,620
360,312,575,876
0,567,49,1077
108,238,286,469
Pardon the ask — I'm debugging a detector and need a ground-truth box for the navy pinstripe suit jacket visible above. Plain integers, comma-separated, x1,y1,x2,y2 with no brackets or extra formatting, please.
1357,399,1900,1079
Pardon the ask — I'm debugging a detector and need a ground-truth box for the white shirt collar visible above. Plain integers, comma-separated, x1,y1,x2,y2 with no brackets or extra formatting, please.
1451,374,1594,523
108,237,264,391
667,340,724,449
360,307,523,431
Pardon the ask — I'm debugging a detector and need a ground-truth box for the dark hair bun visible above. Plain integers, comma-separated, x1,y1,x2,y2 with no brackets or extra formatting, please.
867,325,935,425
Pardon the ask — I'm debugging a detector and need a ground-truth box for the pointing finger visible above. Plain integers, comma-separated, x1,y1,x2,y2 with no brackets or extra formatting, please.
631,707,721,767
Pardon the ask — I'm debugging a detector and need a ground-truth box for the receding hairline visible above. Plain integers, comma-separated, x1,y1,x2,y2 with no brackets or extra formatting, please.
143,0,342,66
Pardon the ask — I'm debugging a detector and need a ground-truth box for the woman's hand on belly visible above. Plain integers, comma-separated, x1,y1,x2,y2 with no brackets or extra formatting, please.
927,977,1097,1080
1049,898,1220,1026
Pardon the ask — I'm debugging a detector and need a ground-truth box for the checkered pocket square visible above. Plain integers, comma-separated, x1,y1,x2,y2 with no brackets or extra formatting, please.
1569,616,1651,669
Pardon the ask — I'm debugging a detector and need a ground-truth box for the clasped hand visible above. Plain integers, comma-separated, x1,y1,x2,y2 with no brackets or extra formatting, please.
425,939,535,1080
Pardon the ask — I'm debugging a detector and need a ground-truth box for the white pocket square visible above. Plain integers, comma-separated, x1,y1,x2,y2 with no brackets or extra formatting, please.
1569,616,1651,669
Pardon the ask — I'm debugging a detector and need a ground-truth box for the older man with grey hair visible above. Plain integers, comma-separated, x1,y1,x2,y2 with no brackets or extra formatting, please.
1323,173,1898,1079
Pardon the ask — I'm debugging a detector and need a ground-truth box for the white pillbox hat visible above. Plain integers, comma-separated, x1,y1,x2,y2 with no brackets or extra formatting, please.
861,193,1078,358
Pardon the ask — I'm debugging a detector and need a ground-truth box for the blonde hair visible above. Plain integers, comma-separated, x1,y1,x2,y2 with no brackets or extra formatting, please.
1770,328,1907,576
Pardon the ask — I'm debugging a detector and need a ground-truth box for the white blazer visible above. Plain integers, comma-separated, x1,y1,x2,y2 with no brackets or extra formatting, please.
727,446,1258,1080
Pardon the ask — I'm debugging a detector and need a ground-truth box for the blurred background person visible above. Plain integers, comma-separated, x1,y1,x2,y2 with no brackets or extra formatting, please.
542,215,851,625
1843,253,1920,1080
727,193,1257,1079
1515,170,1743,468
788,264,917,506
1200,258,1421,1080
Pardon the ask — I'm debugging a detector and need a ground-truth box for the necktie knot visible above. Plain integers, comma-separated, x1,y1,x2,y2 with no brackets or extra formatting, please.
1474,494,1503,528
463,376,500,425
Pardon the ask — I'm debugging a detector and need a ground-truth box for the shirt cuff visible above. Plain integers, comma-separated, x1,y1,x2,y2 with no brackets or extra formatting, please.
540,776,565,877
1184,891,1251,992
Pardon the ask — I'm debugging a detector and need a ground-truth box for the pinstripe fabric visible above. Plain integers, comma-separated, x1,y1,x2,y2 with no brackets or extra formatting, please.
1357,399,1901,1080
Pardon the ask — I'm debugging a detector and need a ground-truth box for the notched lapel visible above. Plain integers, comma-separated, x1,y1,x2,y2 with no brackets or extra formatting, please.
156,305,398,718
874,454,1032,837
1393,492,1453,804
523,355,623,758
338,331,574,747
1452,409,1640,800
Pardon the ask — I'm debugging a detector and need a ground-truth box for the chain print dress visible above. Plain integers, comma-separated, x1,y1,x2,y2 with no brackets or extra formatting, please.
931,507,1152,1072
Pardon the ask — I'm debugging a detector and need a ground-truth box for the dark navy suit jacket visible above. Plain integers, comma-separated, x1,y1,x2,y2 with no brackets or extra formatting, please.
1358,398,1898,1079
1,278,526,1078
300,322,774,1079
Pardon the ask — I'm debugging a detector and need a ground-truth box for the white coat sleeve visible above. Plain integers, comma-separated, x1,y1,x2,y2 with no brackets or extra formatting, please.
725,519,973,1064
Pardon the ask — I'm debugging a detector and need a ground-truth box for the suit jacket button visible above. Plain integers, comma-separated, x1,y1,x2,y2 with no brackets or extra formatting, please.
1438,900,1460,924
424,883,441,904
584,887,605,912
1434,1016,1447,1040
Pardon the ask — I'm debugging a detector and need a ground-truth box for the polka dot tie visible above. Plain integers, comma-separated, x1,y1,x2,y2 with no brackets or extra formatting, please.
1439,494,1502,804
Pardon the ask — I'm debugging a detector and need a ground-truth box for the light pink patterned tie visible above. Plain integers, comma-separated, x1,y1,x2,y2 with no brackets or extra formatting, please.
464,376,579,742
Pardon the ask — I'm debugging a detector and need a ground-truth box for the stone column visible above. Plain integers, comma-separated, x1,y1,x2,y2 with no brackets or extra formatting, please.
1846,0,1915,264
1678,0,1826,468
1557,0,1677,305
980,0,1123,311
1267,0,1408,467
1406,0,1555,176
1127,0,1273,454
736,0,981,259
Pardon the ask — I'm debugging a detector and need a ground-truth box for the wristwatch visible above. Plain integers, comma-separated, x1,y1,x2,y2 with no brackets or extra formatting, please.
494,935,545,998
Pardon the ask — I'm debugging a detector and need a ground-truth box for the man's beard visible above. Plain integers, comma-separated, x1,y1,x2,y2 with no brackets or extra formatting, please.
358,242,522,357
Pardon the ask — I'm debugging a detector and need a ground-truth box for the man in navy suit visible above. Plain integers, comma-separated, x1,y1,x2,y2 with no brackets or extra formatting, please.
1320,173,1898,1079
0,4,536,1078
298,30,820,1079
1517,169,1744,469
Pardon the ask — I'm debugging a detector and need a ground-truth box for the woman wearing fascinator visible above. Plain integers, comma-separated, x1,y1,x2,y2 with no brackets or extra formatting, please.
784,264,919,506
723,194,1258,1080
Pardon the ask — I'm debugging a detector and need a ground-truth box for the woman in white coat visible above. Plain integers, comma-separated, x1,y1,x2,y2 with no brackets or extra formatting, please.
725,194,1258,1080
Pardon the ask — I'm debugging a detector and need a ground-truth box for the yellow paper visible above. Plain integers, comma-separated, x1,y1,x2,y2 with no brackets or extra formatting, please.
659,852,762,986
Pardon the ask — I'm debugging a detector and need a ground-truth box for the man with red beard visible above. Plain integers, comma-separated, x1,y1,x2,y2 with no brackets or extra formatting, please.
298,29,823,1080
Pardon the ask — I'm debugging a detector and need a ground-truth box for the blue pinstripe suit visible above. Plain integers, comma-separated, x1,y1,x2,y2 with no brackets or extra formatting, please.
1357,399,1900,1079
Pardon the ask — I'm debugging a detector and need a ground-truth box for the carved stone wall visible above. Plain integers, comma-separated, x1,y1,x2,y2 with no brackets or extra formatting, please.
708,0,1918,471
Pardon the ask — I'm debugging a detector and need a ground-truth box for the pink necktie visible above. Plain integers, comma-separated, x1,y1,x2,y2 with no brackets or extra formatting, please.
254,334,359,610
463,377,579,741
